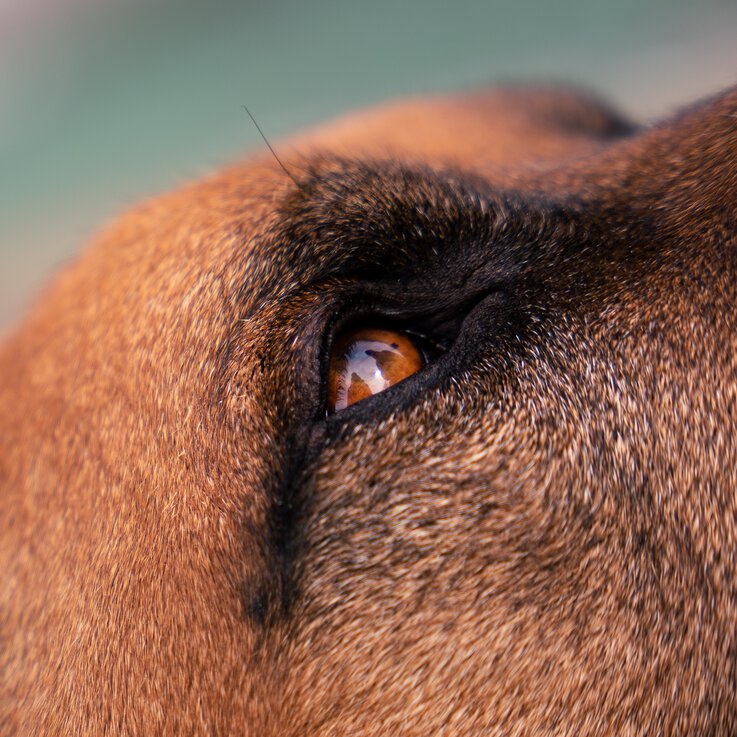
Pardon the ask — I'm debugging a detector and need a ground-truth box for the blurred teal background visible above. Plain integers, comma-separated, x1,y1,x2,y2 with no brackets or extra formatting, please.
2,0,736,329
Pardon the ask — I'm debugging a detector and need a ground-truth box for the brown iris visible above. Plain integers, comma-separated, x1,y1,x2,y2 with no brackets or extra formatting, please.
327,327,424,413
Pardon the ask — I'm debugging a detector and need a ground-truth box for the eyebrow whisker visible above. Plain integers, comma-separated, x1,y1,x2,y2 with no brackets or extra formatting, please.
243,105,302,189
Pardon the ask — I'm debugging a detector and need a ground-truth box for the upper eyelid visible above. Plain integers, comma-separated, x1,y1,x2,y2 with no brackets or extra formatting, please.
269,160,543,288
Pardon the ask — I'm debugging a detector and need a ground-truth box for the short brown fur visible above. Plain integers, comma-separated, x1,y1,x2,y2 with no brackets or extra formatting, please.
1,85,736,734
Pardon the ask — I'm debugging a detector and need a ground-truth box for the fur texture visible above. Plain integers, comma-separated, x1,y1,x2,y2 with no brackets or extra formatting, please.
1,85,736,735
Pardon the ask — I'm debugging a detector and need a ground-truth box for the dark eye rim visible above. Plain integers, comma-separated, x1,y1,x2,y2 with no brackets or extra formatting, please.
314,286,510,431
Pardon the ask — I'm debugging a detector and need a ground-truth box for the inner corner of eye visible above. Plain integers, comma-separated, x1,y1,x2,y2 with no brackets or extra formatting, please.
326,326,427,414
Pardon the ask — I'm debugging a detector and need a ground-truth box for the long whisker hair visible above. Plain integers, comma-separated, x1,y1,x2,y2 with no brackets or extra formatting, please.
243,106,301,188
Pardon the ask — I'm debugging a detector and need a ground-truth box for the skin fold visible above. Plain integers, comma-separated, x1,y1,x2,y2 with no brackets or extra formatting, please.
1,84,736,735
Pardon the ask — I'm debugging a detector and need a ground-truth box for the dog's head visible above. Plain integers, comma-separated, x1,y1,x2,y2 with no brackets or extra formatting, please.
1,85,736,735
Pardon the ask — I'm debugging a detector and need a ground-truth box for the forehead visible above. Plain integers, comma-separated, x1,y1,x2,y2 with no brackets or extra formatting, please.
203,88,635,314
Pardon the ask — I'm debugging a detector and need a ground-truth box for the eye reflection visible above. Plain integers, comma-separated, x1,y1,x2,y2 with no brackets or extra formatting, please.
327,327,424,413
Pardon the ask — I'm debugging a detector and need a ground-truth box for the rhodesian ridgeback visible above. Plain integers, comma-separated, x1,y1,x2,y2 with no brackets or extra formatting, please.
1,85,736,734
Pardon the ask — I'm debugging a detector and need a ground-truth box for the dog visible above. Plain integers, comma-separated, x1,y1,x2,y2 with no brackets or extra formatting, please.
1,83,736,735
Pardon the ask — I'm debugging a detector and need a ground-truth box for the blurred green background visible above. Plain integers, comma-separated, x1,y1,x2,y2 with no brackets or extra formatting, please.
2,0,736,330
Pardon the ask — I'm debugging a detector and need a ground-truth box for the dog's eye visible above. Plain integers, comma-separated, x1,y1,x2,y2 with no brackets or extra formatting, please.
327,327,425,413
